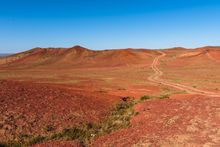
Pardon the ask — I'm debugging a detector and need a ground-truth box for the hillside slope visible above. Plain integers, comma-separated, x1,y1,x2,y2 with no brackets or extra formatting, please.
0,46,157,69
178,46,220,61
0,80,119,141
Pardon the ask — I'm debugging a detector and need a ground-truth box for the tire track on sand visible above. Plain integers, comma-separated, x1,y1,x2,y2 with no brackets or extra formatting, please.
148,51,220,97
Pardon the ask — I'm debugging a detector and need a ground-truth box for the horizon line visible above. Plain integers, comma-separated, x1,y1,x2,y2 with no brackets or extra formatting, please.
2,45,220,54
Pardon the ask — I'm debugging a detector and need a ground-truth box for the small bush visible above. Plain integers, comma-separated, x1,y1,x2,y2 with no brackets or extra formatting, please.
48,100,136,145
159,94,170,99
135,111,139,116
27,135,46,146
43,125,55,132
2,141,22,147
98,89,107,93
50,132,63,140
118,88,126,91
18,133,30,139
121,97,132,102
62,127,89,142
3,97,142,147
0,142,6,147
140,95,150,101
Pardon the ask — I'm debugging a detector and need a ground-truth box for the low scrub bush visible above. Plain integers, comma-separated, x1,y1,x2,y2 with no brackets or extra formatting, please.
1,141,22,147
43,125,55,132
3,96,145,147
49,100,136,145
140,95,151,101
27,135,46,146
159,94,170,99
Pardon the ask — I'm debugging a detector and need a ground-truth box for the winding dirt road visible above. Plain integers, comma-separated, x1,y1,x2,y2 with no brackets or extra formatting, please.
92,50,220,147
148,51,220,97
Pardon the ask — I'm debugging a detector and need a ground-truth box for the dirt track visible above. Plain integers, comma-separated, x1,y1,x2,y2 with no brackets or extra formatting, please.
148,51,220,97
92,51,220,146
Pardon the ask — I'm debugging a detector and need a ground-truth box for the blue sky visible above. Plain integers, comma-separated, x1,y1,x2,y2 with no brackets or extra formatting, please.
0,0,220,52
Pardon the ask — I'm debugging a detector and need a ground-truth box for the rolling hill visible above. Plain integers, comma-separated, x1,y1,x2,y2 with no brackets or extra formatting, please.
0,46,157,69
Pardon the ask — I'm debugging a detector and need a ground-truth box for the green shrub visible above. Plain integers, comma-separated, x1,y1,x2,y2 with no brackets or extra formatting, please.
140,95,150,101
50,132,63,140
3,97,143,147
2,141,22,147
48,100,136,146
43,125,55,132
27,135,46,146
159,94,170,99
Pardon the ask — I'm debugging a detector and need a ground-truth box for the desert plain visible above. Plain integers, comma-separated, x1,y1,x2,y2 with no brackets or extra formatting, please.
0,45,220,147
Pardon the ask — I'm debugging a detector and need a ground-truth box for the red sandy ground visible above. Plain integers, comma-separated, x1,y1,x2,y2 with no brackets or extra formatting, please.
32,140,81,147
0,80,120,141
1,46,220,146
92,94,220,147
109,85,160,98
161,47,220,92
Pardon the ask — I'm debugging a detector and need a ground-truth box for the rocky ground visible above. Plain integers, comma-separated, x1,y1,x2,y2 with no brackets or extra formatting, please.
92,94,220,147
0,80,119,142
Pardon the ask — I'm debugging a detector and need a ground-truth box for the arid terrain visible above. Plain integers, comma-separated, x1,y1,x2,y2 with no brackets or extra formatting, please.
0,46,220,147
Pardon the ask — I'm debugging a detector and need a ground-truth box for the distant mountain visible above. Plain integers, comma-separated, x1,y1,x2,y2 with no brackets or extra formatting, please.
0,54,11,57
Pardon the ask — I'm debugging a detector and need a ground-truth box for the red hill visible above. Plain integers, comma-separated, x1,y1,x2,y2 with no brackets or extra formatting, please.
0,46,156,69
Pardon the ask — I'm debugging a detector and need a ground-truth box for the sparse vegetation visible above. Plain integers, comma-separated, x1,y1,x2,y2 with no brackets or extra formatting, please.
27,135,46,146
1,135,46,147
17,133,32,143
43,124,55,132
1,95,154,147
159,94,170,99
140,95,151,101
117,88,126,90
18,133,31,139
49,99,136,145
1,141,22,147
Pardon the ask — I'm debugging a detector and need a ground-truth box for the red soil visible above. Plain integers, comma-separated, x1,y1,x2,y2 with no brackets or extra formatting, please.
179,46,220,61
109,85,160,98
32,140,81,147
1,46,220,146
0,46,156,69
208,50,220,60
92,94,220,146
0,80,120,141
163,47,220,68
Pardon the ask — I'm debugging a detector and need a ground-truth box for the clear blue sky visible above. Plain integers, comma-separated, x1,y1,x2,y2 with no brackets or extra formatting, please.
1,0,220,53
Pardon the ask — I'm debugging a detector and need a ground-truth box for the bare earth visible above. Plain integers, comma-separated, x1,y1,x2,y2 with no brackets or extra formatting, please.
0,46,220,146
149,51,220,97
92,49,220,147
